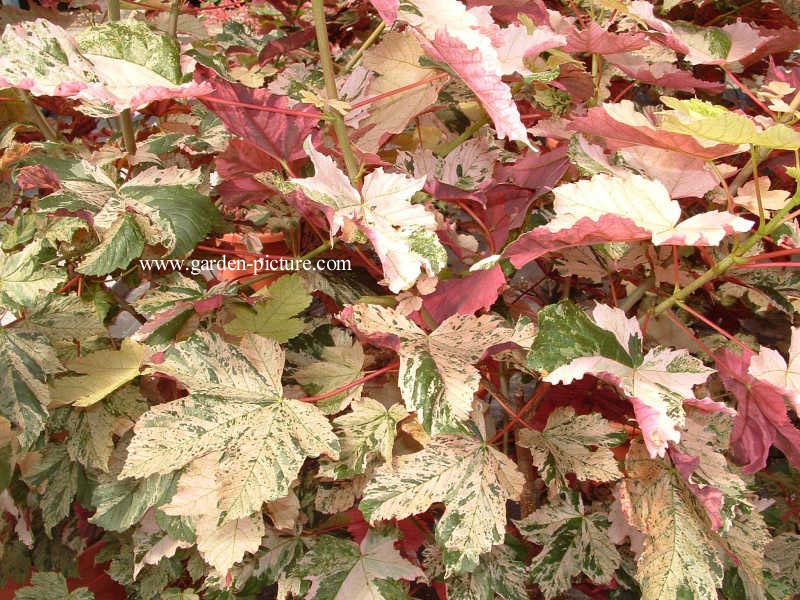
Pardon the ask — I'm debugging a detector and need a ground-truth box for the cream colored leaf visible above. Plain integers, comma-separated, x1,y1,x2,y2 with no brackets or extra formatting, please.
625,440,723,600
49,339,145,408
344,304,518,434
517,406,623,495
360,434,523,575
195,512,264,575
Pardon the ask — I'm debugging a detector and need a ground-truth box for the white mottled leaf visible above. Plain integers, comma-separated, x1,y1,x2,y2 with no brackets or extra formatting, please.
518,406,623,495
515,492,621,599
360,434,523,575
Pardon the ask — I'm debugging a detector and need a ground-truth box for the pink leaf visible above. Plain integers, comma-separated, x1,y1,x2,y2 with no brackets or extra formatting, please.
565,21,648,54
425,29,528,143
569,102,740,159
504,214,651,268
716,349,800,473
669,448,725,530
369,0,399,24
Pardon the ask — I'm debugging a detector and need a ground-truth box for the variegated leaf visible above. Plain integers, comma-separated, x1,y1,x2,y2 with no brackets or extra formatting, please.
343,304,519,434
424,544,528,600
120,332,339,522
291,530,423,600
0,328,62,450
624,440,723,600
518,406,624,495
532,302,714,458
360,434,524,575
320,398,407,479
514,491,621,599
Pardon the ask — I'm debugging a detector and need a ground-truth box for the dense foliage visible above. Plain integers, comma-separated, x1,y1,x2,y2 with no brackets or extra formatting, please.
1,0,800,598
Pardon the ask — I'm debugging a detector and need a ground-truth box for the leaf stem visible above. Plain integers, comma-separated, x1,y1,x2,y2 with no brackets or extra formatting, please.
16,90,59,142
310,0,360,181
301,360,399,403
434,113,489,157
108,0,137,155
168,0,181,39
342,21,384,73
652,188,800,316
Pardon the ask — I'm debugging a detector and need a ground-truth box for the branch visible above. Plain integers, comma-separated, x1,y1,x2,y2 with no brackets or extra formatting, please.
652,188,800,316
310,0,360,181
107,0,137,155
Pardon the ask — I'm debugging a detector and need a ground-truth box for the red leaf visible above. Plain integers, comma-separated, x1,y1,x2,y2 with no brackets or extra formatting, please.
421,266,506,324
716,349,800,474
195,65,319,167
215,138,280,207
494,144,569,190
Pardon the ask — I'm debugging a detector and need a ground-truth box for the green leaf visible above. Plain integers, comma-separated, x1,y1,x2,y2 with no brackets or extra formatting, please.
320,397,408,479
515,492,621,599
120,167,220,258
624,440,723,600
293,328,365,414
22,444,80,535
517,406,623,495
77,213,145,276
0,329,62,450
13,572,94,600
76,20,182,84
225,273,312,342
360,434,524,576
20,293,107,352
120,332,339,522
90,470,179,532
0,241,64,312
527,300,633,373
292,530,423,600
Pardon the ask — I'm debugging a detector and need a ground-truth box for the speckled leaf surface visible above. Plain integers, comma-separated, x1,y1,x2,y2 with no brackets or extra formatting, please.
360,434,523,575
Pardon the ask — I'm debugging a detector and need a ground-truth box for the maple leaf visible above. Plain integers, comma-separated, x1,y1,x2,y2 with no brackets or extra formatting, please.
716,348,800,473
529,302,714,458
195,513,265,576
668,406,750,531
348,31,446,153
225,273,312,343
132,511,192,579
421,266,507,324
65,387,147,473
624,440,724,600
376,0,537,143
360,434,524,575
341,303,519,434
424,544,528,600
22,444,79,534
515,491,621,599
503,173,752,267
565,21,648,54
320,398,408,479
196,65,318,168
292,138,446,293
568,100,741,159
49,338,145,408
0,242,64,313
13,572,94,600
0,328,62,450
0,20,210,117
293,328,366,414
291,530,423,600
748,326,800,414
120,332,340,522
517,406,624,495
